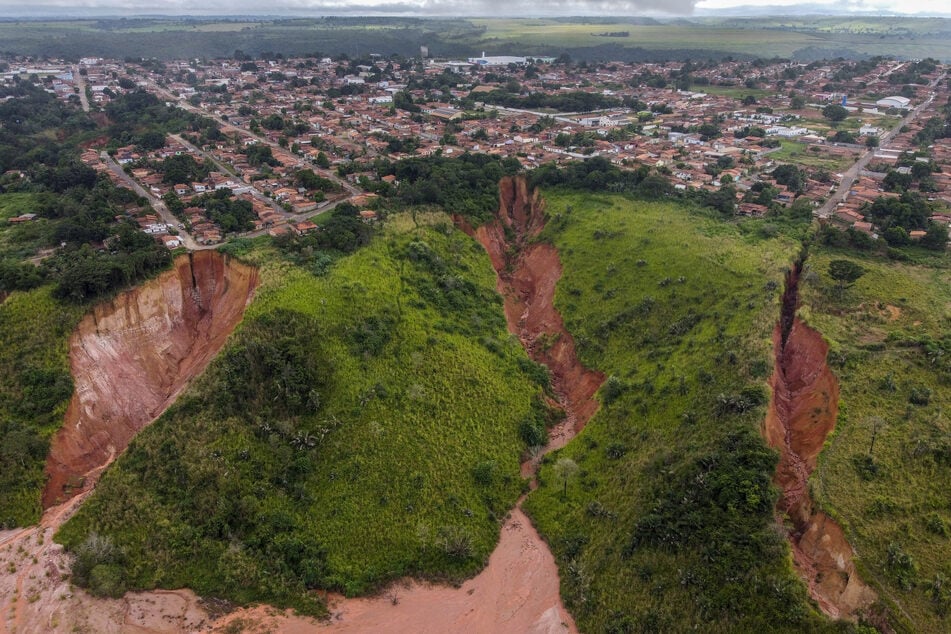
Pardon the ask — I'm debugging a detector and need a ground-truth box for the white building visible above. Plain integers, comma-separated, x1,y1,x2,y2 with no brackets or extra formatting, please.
876,96,911,109
467,53,528,67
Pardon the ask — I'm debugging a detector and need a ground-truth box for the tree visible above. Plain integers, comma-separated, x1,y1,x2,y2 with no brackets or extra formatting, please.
315,151,330,169
822,103,848,123
921,221,949,251
772,164,805,193
554,458,579,500
884,226,910,246
865,135,880,148
790,94,806,109
828,259,865,296
866,417,886,457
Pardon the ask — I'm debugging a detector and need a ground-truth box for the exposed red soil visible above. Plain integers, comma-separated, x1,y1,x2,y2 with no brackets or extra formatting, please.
208,176,601,633
43,251,258,508
465,175,605,438
5,180,599,633
3,252,256,634
764,264,877,621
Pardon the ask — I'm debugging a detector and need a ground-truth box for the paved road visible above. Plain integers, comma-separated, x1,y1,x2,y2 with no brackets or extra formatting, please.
816,75,944,218
168,133,289,217
74,66,90,112
100,151,206,250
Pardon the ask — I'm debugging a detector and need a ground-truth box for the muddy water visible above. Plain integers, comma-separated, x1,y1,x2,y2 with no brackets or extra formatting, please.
764,261,877,621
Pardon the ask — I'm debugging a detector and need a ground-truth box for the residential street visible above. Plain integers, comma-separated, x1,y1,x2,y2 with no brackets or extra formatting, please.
818,74,945,218
100,151,205,250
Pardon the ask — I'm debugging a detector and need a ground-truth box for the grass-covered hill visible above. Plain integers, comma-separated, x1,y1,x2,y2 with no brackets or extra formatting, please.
521,190,847,632
56,211,553,613
798,248,951,632
0,288,83,527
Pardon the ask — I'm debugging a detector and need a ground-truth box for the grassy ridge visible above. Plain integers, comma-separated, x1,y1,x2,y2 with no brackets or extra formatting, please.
522,191,845,632
0,287,83,527
57,211,551,611
799,249,951,632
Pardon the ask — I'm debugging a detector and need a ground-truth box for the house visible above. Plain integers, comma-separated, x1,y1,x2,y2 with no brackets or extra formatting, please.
737,203,768,217
191,182,208,193
162,235,182,248
174,184,189,195
293,220,318,235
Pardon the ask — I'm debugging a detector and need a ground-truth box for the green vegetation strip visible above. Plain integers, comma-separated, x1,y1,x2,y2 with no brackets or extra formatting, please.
0,288,83,527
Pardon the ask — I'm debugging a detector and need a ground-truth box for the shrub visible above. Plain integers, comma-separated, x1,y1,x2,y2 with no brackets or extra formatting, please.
436,526,473,560
519,417,547,447
472,460,498,486
69,533,127,597
852,454,882,481
602,375,626,405
925,513,949,537
886,542,918,590
909,385,932,406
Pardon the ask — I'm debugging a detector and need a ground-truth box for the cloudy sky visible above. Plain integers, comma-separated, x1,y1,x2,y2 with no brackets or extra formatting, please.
0,0,948,17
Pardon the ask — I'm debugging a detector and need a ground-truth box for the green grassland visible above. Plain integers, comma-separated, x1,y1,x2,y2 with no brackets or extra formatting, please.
1,16,950,60
521,191,847,632
469,19,826,57
697,85,777,100
771,140,857,172
0,287,83,527
0,193,40,220
798,248,951,631
467,17,951,61
56,211,552,612
0,193,55,261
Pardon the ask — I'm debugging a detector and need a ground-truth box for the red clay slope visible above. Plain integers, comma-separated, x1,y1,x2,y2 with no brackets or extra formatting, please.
466,175,604,438
42,251,257,508
764,265,877,621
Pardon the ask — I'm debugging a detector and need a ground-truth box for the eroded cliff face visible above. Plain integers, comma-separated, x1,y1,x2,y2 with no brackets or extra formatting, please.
764,263,877,621
42,251,258,508
466,176,604,440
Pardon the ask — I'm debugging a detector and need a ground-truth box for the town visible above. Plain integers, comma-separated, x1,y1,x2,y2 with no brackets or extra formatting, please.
2,51,949,249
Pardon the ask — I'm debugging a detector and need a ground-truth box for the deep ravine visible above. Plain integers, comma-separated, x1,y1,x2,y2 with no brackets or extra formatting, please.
763,257,878,623
289,175,605,633
43,250,258,508
1,251,258,634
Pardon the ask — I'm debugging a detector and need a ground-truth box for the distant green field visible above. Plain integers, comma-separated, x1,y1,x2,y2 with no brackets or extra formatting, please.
522,190,835,632
57,211,551,611
469,19,826,57
0,16,949,60
799,248,951,632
